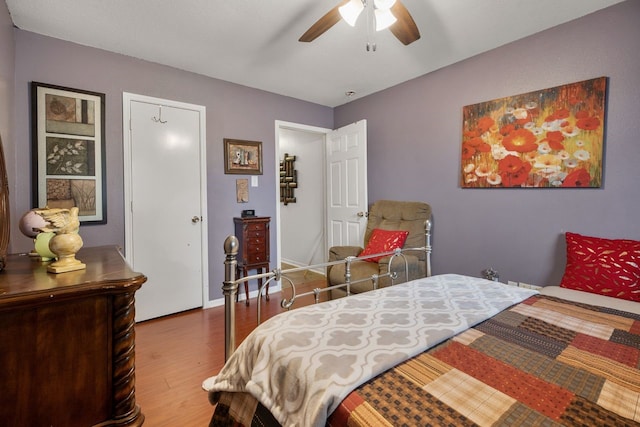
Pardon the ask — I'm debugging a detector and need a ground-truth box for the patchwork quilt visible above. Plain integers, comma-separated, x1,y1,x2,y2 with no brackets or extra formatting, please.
204,274,537,426
208,289,640,426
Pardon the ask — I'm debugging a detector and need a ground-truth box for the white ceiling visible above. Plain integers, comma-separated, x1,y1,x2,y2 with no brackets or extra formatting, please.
5,0,625,107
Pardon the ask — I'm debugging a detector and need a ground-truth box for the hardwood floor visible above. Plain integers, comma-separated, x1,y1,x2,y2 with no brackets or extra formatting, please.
135,276,328,426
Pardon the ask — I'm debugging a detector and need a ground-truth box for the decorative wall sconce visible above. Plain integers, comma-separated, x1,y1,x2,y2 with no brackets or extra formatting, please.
280,153,297,205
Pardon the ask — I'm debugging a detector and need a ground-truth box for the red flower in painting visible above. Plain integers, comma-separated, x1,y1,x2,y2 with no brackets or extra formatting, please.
477,117,495,134
575,110,590,119
545,131,565,150
498,155,526,174
500,124,515,136
554,108,570,119
462,137,490,159
466,137,484,147
562,168,592,187
577,116,600,131
506,163,532,186
498,155,532,186
502,128,538,153
463,129,479,139
461,143,476,160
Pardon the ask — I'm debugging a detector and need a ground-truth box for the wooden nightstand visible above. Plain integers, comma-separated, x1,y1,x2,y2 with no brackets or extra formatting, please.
234,216,270,305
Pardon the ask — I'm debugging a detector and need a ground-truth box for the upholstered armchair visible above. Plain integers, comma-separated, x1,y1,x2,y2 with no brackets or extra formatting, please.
327,200,432,299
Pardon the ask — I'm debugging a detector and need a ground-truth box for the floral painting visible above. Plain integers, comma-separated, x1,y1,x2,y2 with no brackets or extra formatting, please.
461,77,607,188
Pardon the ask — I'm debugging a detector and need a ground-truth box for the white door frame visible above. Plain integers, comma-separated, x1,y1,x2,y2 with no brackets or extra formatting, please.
122,93,211,309
275,121,330,270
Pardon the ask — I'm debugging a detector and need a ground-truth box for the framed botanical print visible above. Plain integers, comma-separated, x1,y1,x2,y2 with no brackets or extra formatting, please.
31,82,107,224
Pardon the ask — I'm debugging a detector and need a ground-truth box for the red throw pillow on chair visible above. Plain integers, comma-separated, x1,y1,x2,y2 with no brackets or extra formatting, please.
359,229,409,262
560,232,640,301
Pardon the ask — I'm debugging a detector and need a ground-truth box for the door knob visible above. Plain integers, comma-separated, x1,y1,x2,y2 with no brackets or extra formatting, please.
357,211,369,218
192,216,201,223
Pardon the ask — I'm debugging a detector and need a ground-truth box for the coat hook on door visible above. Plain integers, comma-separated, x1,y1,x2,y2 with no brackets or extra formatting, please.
152,105,167,124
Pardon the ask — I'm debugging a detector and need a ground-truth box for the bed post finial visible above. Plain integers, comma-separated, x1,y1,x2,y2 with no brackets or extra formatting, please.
424,219,432,277
223,235,239,361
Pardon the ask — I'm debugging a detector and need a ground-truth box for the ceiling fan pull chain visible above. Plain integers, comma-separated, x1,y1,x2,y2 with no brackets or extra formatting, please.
365,0,376,51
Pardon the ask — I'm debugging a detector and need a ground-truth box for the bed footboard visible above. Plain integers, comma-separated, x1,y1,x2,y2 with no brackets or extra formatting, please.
222,219,432,360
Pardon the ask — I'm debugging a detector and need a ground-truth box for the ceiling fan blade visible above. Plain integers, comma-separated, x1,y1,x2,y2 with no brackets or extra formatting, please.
389,1,420,45
299,1,348,43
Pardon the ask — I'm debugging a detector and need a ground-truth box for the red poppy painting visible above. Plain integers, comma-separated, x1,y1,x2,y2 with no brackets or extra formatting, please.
461,77,607,188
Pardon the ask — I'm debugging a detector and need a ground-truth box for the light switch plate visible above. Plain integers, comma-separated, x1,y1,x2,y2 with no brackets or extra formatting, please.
251,176,258,187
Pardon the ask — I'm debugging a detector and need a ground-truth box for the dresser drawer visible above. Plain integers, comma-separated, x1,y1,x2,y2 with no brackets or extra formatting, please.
246,222,267,232
246,229,265,239
247,252,267,264
234,216,271,269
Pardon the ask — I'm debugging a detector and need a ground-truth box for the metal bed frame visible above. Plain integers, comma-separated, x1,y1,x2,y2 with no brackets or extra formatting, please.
221,220,432,361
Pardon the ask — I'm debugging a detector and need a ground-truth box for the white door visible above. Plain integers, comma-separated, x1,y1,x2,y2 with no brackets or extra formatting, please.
326,120,368,249
123,94,208,322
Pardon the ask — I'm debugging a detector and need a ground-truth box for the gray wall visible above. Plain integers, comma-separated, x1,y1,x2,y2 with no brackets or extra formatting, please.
334,0,640,287
8,30,333,300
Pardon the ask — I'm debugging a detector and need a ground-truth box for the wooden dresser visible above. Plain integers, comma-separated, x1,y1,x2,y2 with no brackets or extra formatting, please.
0,245,147,426
234,216,270,305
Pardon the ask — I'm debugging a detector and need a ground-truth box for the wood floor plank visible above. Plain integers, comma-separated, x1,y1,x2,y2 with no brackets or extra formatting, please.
135,278,327,426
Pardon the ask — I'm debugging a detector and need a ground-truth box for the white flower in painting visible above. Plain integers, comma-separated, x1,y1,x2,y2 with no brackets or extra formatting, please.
513,108,528,120
538,141,552,154
557,150,570,160
574,149,591,161
487,172,502,186
575,140,586,147
491,144,515,161
561,126,580,137
505,107,515,115
465,173,478,183
542,120,562,132
549,171,568,186
524,152,537,163
534,154,562,174
475,165,491,177
525,101,538,110
464,163,475,173
564,158,579,168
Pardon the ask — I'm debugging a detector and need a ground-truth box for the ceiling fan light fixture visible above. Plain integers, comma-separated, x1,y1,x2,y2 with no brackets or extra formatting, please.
339,0,365,27
374,8,397,31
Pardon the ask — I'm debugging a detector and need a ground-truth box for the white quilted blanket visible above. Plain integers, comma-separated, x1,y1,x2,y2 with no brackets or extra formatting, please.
203,274,537,427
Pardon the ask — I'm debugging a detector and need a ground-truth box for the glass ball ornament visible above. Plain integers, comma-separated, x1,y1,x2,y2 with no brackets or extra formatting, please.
19,210,48,238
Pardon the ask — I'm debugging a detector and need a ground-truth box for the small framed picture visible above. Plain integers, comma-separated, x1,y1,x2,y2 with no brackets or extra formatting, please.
224,139,263,175
31,82,107,224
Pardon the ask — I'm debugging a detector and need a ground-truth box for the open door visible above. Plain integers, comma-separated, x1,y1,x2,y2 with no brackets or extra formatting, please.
275,120,367,272
326,120,368,249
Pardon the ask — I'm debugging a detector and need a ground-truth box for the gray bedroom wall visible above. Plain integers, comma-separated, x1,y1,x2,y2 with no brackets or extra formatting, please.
10,30,333,300
334,0,640,287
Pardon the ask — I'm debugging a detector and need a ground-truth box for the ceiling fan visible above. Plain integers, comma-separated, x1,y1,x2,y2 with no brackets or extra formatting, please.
299,0,420,49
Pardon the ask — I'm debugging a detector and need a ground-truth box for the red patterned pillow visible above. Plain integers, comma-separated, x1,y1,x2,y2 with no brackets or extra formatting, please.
560,232,640,301
359,229,409,262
